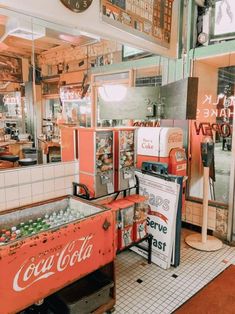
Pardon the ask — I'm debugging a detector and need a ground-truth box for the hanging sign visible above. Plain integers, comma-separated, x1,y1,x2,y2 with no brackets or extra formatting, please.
132,171,179,269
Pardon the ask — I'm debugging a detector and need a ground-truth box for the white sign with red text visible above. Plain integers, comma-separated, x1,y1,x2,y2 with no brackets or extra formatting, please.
137,127,183,157
132,171,179,269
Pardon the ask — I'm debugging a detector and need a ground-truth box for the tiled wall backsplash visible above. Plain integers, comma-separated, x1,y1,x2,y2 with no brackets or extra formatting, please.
183,201,217,231
0,161,79,212
184,200,229,239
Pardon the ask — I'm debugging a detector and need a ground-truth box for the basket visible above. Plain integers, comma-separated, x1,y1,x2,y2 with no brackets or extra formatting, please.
47,269,114,314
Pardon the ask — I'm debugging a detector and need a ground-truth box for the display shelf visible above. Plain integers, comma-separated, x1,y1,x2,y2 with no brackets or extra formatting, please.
79,128,115,198
117,234,153,264
72,176,152,265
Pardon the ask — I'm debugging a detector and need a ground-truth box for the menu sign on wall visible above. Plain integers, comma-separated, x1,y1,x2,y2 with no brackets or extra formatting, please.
101,0,174,47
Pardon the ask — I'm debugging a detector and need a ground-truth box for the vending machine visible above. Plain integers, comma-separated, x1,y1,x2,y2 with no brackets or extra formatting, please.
79,128,114,198
114,127,136,191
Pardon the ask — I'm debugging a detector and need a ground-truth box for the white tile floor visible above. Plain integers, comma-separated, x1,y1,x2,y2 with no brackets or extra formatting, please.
114,230,235,314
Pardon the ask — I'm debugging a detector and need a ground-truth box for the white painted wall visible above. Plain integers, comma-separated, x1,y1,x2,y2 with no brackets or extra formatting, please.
0,0,180,58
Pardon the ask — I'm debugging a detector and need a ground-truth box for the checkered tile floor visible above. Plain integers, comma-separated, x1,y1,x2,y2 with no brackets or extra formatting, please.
114,230,235,314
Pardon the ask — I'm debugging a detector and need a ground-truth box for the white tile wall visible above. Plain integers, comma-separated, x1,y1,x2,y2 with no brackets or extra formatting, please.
43,179,54,193
0,202,5,211
32,182,44,196
5,171,19,187
64,163,75,176
43,165,54,180
31,167,43,182
0,172,4,186
0,161,79,212
19,184,32,199
18,169,31,184
54,177,65,191
20,197,32,206
0,188,5,203
185,201,216,231
5,186,19,201
6,199,19,209
65,175,74,188
54,164,65,178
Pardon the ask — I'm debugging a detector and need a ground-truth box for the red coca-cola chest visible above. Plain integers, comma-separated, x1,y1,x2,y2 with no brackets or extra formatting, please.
0,196,115,314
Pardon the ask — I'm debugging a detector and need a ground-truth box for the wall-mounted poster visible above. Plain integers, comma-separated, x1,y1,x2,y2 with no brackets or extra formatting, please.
0,55,22,83
101,0,174,47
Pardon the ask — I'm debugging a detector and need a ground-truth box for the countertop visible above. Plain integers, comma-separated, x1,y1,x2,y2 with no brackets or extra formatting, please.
0,141,33,147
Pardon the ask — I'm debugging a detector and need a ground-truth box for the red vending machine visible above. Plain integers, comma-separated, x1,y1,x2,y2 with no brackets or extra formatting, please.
79,128,114,198
114,127,136,191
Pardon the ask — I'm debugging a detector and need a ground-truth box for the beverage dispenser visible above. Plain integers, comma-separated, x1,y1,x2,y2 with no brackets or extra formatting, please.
136,127,184,168
79,128,114,198
114,128,136,191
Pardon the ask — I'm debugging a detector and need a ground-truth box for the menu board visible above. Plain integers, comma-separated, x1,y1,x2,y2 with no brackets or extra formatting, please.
101,0,174,47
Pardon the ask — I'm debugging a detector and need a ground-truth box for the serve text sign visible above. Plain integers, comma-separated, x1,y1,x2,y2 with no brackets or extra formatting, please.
133,171,179,269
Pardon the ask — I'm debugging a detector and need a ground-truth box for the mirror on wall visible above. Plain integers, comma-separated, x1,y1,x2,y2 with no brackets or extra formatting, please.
189,56,235,205
0,9,123,170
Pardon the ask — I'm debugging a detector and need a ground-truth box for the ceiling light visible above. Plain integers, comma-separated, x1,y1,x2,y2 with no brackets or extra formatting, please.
98,85,127,102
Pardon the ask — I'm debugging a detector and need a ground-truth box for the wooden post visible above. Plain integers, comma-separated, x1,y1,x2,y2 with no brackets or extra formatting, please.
202,166,209,243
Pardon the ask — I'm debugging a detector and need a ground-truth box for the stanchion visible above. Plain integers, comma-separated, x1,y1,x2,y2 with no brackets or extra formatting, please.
185,138,222,251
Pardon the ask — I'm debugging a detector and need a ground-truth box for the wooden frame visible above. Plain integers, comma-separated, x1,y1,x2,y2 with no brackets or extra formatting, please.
91,69,133,127
0,55,23,83
101,0,174,48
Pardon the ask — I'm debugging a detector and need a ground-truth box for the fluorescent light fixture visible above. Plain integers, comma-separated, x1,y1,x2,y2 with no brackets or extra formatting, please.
98,85,127,102
3,18,45,41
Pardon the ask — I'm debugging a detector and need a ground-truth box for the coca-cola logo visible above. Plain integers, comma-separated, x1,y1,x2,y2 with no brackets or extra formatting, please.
13,235,93,292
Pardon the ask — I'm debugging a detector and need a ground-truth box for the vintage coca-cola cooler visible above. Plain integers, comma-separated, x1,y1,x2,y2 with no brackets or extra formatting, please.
78,128,114,198
0,196,115,314
114,127,136,191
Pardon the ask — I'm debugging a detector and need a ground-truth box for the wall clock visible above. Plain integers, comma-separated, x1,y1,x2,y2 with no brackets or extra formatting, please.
60,0,93,13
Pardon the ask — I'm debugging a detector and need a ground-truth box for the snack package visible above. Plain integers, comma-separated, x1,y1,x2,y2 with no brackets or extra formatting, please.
133,220,147,242
118,226,133,250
